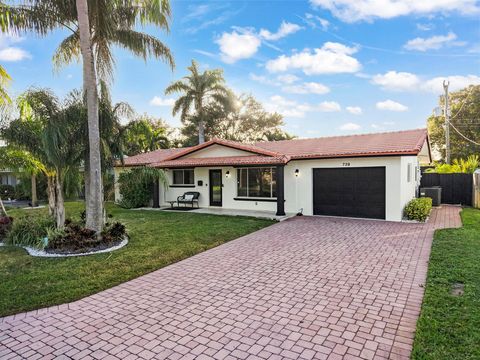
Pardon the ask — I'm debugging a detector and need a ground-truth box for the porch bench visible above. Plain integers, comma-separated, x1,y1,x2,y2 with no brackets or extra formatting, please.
177,191,200,208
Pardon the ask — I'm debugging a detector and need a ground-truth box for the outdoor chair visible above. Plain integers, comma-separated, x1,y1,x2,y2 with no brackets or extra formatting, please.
177,191,200,208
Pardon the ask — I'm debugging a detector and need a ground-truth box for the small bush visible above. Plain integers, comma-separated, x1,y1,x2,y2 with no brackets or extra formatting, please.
5,215,55,248
404,197,432,222
118,167,167,209
0,184,15,199
0,216,13,238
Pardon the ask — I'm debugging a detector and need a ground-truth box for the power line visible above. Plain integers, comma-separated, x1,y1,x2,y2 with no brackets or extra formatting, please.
448,120,480,146
450,85,476,120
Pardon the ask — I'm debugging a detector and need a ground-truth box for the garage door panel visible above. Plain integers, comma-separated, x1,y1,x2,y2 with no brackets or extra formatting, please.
313,167,386,219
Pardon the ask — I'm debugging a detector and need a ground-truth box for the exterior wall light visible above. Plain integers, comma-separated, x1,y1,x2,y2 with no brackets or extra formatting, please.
295,169,300,177
225,170,230,178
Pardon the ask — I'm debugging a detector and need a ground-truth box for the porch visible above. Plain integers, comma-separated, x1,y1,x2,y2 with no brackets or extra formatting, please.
135,206,294,221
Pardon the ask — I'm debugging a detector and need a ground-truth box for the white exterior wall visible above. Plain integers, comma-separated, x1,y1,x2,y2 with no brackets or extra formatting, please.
283,156,417,221
160,167,276,212
115,155,420,222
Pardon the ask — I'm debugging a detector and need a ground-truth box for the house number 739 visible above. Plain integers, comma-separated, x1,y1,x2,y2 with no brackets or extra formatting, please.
342,162,351,166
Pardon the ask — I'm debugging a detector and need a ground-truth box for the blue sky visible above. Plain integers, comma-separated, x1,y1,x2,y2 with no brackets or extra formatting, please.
1,0,479,138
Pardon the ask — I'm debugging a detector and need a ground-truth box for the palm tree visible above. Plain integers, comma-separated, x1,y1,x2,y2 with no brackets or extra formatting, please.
0,147,45,207
0,65,11,106
166,60,230,144
1,0,174,232
3,89,84,228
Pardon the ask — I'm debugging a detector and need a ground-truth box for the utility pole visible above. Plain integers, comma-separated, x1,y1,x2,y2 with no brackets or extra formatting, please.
443,80,451,164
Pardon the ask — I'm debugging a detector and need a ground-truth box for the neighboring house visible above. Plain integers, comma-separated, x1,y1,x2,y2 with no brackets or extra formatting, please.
114,128,431,222
0,140,19,187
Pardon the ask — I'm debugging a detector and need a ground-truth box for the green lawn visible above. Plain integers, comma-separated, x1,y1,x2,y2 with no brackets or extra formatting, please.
0,202,275,317
412,207,480,360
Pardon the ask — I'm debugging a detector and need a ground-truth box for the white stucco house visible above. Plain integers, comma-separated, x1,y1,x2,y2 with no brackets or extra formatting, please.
114,128,432,222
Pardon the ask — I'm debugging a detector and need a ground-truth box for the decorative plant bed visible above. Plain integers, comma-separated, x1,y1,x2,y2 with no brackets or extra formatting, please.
1,214,128,257
0,236,128,257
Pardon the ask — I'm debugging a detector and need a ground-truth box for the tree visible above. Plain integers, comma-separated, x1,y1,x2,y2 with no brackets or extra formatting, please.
428,85,480,161
2,89,84,228
2,0,174,232
123,115,171,156
0,65,11,106
0,147,45,206
166,60,230,144
181,93,294,146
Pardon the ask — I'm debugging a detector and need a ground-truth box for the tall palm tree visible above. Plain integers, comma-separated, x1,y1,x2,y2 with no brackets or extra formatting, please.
1,0,174,232
166,60,230,144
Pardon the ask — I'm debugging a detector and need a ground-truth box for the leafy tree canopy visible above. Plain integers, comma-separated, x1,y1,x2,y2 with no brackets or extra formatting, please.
181,93,294,146
123,114,171,156
428,85,480,161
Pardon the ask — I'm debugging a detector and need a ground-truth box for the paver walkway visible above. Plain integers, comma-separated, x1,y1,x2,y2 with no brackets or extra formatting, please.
0,205,462,360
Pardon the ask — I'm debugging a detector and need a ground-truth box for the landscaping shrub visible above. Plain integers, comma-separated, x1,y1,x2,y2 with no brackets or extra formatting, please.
0,184,16,199
45,219,127,254
5,215,55,248
404,197,432,222
0,216,13,238
118,167,167,208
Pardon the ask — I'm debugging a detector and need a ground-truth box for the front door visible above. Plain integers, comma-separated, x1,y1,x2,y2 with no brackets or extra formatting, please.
209,169,222,206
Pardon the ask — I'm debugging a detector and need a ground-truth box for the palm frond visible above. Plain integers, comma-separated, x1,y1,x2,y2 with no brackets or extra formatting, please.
112,29,174,70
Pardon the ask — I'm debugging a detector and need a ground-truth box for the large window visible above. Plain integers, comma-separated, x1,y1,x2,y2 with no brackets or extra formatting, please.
172,169,194,185
237,167,277,198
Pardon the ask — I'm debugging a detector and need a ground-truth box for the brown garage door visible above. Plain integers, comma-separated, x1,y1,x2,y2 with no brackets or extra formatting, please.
313,167,386,219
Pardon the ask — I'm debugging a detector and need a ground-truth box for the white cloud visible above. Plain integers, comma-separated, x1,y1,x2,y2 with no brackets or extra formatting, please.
150,96,175,106
422,75,480,93
263,96,340,118
317,101,341,112
376,99,408,112
340,122,361,131
216,30,261,63
0,47,31,61
371,71,420,91
310,0,480,22
259,21,302,41
404,32,461,51
277,74,300,84
264,95,308,118
304,13,330,30
371,71,480,94
249,73,275,86
282,82,330,94
0,33,30,62
416,23,434,31
266,42,361,75
346,106,362,115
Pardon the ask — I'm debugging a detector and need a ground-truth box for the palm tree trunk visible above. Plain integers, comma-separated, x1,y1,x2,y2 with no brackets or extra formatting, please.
198,106,205,144
55,171,65,229
47,175,56,217
84,154,90,201
198,119,205,144
30,173,37,207
76,0,104,233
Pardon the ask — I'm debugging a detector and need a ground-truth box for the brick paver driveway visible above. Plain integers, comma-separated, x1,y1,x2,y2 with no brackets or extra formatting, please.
1,206,461,360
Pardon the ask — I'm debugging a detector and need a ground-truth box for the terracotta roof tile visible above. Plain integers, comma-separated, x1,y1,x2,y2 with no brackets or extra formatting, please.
162,138,282,161
255,128,428,159
118,129,428,168
121,148,188,166
153,155,287,168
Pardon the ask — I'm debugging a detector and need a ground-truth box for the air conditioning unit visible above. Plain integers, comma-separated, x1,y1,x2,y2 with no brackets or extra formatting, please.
420,187,442,206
